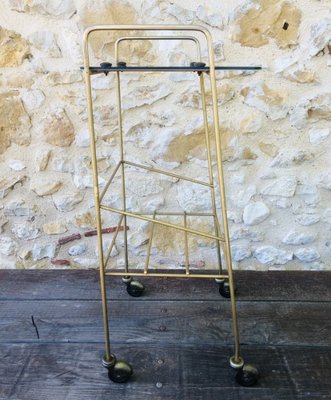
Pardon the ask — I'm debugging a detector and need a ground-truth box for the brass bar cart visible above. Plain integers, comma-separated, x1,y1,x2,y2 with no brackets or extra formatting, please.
83,24,261,387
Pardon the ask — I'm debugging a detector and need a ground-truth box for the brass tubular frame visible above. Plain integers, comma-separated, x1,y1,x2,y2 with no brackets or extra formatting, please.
124,160,212,187
106,272,229,279
115,35,202,62
104,215,124,269
83,24,242,367
144,211,157,274
199,73,223,275
100,204,225,242
115,70,129,275
99,161,122,202
183,212,189,275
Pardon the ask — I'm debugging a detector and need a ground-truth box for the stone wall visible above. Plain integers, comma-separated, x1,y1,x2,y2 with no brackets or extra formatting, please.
0,0,330,271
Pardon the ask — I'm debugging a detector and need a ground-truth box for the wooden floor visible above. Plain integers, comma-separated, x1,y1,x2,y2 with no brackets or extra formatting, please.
0,270,330,400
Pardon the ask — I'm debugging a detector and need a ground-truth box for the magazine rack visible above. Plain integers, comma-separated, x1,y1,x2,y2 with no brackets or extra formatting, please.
83,24,261,386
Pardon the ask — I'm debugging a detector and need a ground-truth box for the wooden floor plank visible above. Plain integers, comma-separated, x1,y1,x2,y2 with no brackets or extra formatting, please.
0,270,330,302
0,299,330,346
0,343,330,400
0,270,330,399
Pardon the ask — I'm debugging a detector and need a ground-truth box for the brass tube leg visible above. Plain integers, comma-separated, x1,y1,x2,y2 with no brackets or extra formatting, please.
84,61,112,364
199,73,222,275
183,212,190,274
204,32,242,365
116,71,130,279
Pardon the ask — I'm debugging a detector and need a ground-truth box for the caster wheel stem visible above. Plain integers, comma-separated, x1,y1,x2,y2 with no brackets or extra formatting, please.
230,356,244,369
102,353,116,369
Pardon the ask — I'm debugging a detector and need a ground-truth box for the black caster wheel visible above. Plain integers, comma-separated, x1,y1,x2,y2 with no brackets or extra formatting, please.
235,364,259,387
126,280,144,297
108,361,133,383
219,281,235,298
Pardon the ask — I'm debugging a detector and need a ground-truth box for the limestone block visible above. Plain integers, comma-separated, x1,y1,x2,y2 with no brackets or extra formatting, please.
291,93,331,128
73,174,106,189
282,230,316,245
18,249,32,260
95,239,119,258
261,176,297,197
243,202,270,225
148,110,176,127
75,212,97,229
43,109,75,147
318,173,331,190
237,110,263,134
232,0,301,48
93,105,118,128
12,224,40,240
165,3,195,24
22,89,46,113
142,195,165,212
28,31,61,57
241,81,289,121
230,227,265,242
176,184,211,212
179,82,235,109
307,18,331,57
289,101,309,129
32,243,57,261
322,209,331,225
254,246,293,265
72,257,98,268
43,222,67,235
124,83,172,110
0,237,18,256
270,148,314,168
196,5,223,28
0,214,8,233
127,176,164,198
8,160,26,171
60,27,83,65
259,143,279,157
81,0,147,61
309,128,330,145
295,213,320,226
307,93,331,121
0,176,26,199
46,72,82,86
0,91,31,152
233,185,257,208
294,248,320,262
4,199,34,216
53,193,84,212
91,75,113,90
35,149,51,172
273,53,301,74
231,245,251,262
0,27,30,67
30,178,62,196
282,65,317,84
68,243,87,256
214,41,225,62
9,0,76,18
75,128,90,147
2,73,34,89
51,157,74,174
